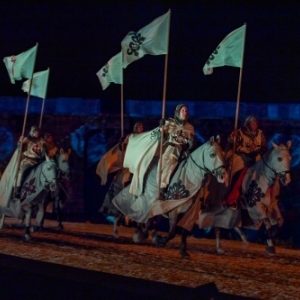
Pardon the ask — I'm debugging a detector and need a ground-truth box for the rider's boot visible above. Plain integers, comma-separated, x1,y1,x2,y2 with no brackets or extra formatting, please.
13,187,21,200
159,187,167,200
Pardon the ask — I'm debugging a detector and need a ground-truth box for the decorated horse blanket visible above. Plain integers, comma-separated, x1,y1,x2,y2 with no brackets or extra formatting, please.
198,175,242,230
0,149,19,208
96,144,123,185
240,164,282,229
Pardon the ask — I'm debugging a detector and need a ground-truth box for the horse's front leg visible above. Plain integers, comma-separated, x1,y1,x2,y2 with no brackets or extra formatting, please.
0,211,4,230
234,227,249,248
23,204,32,241
113,215,119,238
54,194,64,230
35,202,45,231
153,210,178,246
133,222,147,243
215,227,225,254
180,228,190,259
263,218,277,255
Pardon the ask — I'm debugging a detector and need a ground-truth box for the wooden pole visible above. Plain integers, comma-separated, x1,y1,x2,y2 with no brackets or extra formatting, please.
14,42,39,192
157,9,171,198
229,24,247,184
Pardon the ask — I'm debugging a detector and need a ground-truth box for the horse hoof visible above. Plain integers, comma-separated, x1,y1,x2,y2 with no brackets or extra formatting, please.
266,246,276,255
242,241,249,249
25,234,31,242
133,233,142,243
217,248,225,255
58,224,64,230
180,252,190,259
152,235,159,245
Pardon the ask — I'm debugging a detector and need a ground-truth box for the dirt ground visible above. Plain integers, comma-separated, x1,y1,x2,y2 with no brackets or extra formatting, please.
0,218,299,300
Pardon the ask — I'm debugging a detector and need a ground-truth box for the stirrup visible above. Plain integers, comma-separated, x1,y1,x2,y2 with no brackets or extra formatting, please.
228,201,238,211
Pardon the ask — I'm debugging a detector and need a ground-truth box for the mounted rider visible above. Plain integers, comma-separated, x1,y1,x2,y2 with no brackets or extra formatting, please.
223,115,268,207
97,121,145,216
157,104,195,199
44,132,59,159
122,104,195,199
14,126,46,199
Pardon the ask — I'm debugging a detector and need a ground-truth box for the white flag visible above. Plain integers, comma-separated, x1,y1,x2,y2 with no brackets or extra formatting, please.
22,69,49,98
3,45,37,84
96,52,123,90
203,25,246,75
121,11,170,68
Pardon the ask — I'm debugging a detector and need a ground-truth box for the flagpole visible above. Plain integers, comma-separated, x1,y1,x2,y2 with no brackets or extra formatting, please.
230,24,247,184
21,42,39,137
39,67,50,129
120,57,126,188
14,42,39,193
157,9,171,198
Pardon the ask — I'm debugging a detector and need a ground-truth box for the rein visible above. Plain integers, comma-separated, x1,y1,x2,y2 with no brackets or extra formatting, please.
189,144,225,176
41,161,57,186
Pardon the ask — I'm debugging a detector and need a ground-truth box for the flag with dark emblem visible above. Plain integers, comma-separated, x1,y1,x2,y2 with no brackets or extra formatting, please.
121,11,170,68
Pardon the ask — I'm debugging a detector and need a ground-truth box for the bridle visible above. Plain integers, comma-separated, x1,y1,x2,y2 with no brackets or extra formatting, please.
189,143,225,176
261,153,291,180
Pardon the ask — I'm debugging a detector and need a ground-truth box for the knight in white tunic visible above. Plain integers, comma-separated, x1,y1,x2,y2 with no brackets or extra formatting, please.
157,104,195,199
15,126,46,198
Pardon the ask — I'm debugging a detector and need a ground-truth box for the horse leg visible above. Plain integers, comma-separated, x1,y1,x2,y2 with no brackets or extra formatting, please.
152,210,178,246
35,202,45,232
234,227,249,248
0,212,4,230
55,196,64,230
133,219,151,243
215,227,225,255
113,215,119,238
24,205,32,241
263,218,277,255
180,228,190,259
266,238,276,255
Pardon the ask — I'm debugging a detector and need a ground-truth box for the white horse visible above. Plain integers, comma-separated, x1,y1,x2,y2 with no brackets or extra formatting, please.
240,141,291,255
33,149,71,231
0,155,58,240
112,136,228,258
198,141,291,255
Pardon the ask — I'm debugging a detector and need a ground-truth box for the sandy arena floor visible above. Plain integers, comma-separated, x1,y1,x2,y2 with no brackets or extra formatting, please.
0,218,299,299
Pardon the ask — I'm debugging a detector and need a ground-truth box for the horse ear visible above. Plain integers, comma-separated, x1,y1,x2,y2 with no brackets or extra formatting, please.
209,136,215,145
286,140,292,150
216,135,221,144
271,141,279,150
68,148,72,155
60,148,64,155
45,154,50,161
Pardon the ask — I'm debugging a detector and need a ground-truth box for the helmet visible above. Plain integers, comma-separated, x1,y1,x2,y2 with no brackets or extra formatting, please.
133,122,144,133
244,115,258,128
174,103,188,125
29,126,40,137
44,132,53,140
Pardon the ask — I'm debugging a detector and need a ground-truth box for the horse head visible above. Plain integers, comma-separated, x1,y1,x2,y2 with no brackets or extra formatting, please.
42,155,58,192
264,141,292,186
192,136,228,184
57,148,71,180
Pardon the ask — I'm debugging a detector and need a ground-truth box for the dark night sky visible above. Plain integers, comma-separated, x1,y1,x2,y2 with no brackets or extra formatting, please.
1,1,299,107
